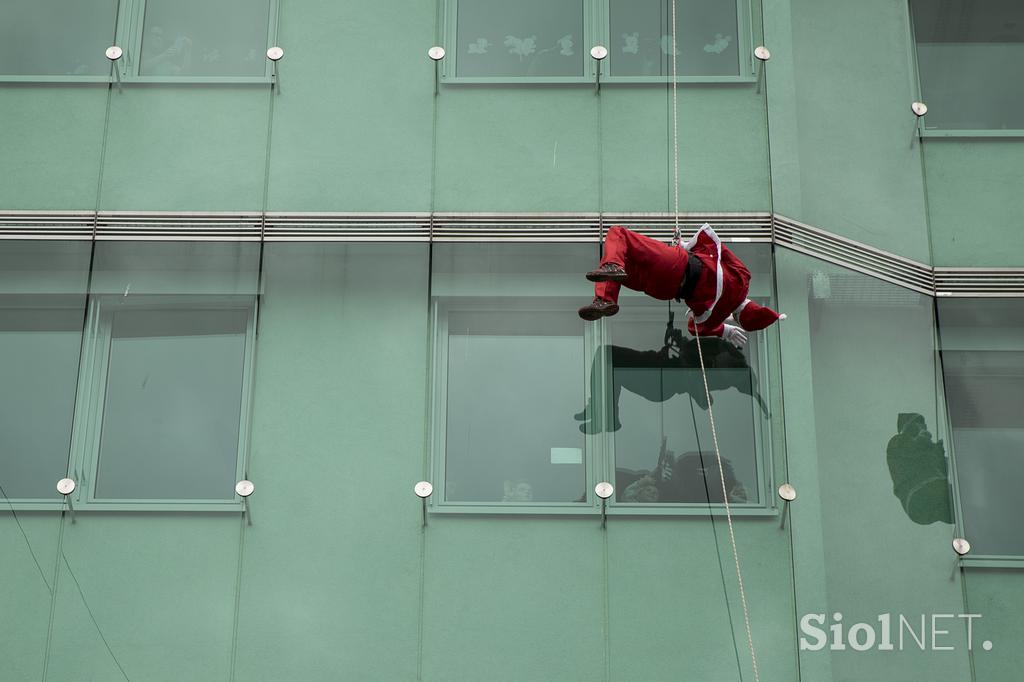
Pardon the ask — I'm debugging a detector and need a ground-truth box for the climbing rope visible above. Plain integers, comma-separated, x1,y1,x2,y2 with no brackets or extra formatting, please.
669,2,760,680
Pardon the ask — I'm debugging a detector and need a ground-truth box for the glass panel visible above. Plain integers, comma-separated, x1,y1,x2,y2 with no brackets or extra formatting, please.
90,241,262,295
432,244,593,504
938,298,1024,555
0,0,118,76
140,0,272,77
455,0,584,78
0,306,83,499
94,307,249,500
912,0,1024,130
0,242,90,501
609,0,740,77
600,241,773,505
776,250,972,680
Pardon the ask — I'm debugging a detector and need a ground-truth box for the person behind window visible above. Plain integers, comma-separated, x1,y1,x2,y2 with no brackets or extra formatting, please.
143,25,193,76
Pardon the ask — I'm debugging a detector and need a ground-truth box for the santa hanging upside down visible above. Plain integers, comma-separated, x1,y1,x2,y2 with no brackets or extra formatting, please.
578,224,784,347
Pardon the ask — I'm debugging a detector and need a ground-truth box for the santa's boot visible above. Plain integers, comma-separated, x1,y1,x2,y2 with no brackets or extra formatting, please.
735,299,786,331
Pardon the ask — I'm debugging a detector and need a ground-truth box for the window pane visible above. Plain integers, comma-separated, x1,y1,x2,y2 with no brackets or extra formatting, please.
609,0,740,77
94,307,249,500
140,0,272,77
455,0,584,78
434,244,593,503
912,0,1024,130
0,0,118,76
0,305,83,499
939,299,1024,554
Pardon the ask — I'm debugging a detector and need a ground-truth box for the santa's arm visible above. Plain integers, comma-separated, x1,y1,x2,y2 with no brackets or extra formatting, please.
687,315,747,348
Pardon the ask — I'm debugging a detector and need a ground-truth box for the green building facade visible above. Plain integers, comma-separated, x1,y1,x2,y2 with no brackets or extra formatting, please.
2,0,1023,680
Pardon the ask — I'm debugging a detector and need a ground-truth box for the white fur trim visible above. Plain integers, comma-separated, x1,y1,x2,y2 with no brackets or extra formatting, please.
779,313,787,320
733,298,751,318
688,224,723,325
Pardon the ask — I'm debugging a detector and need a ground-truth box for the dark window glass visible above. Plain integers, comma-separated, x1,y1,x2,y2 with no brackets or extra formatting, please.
911,0,1024,130
939,299,1024,554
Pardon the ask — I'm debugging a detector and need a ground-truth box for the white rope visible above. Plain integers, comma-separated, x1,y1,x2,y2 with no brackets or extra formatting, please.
671,0,681,246
670,2,760,680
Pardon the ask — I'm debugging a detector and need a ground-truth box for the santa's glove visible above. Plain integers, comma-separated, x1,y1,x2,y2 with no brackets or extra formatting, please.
721,324,748,348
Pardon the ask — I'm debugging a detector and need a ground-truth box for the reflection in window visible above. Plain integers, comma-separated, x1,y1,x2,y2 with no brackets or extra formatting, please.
140,0,272,77
911,0,1024,130
91,304,251,500
0,0,118,76
598,308,764,504
609,0,740,77
455,0,584,78
939,299,1024,555
433,244,594,504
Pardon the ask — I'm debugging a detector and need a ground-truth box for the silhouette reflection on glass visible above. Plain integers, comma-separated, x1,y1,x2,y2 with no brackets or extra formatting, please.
575,312,767,434
617,437,748,503
886,413,953,525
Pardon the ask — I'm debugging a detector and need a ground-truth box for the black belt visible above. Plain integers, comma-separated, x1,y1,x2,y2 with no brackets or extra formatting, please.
676,254,702,301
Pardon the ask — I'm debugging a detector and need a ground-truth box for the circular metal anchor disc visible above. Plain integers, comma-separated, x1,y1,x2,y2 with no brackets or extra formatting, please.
414,481,434,498
56,478,76,495
778,483,797,502
594,481,614,499
105,46,123,61
428,46,446,61
754,46,771,61
952,538,971,556
235,480,255,498
911,101,928,117
590,45,608,61
266,46,284,61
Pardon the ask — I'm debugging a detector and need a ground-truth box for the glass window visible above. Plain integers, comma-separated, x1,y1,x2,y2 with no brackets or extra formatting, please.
0,242,90,505
608,0,741,78
600,243,774,506
0,0,118,77
453,0,585,78
911,0,1024,131
139,0,273,77
432,244,594,506
89,302,252,500
938,299,1024,555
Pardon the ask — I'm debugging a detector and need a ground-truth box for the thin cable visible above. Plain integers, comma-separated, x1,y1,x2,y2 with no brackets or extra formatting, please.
61,552,130,681
693,328,760,682
0,481,52,594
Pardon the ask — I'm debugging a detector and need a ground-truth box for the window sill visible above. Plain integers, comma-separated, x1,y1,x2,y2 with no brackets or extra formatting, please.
958,556,1024,569
0,75,273,86
429,502,778,517
440,75,756,85
921,129,1024,139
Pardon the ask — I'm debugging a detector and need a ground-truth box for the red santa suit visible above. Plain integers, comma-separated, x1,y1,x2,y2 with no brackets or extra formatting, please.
593,224,782,338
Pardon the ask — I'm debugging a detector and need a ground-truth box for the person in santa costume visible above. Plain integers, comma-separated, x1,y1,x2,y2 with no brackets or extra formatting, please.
578,224,784,347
